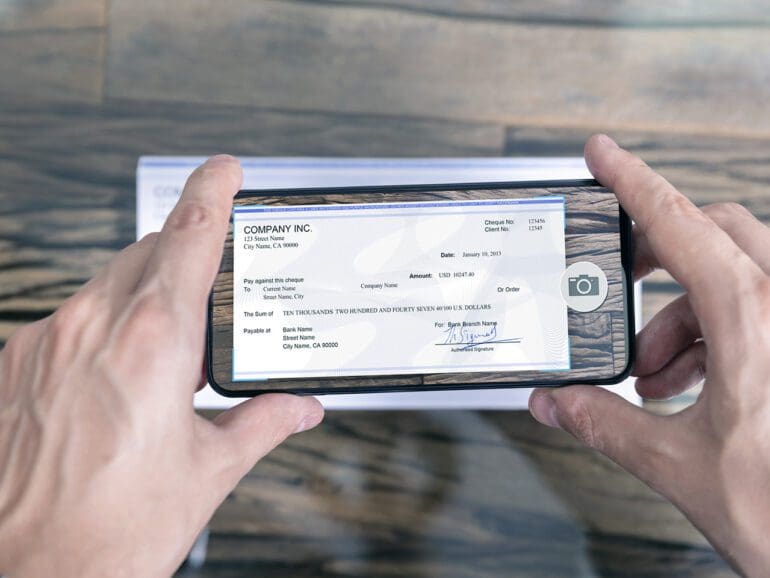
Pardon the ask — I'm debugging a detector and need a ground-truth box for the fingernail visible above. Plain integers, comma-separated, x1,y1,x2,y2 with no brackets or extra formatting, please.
596,134,619,149
207,154,238,164
529,392,560,428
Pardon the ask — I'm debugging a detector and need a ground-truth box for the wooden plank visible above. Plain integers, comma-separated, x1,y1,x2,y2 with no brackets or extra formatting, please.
0,30,104,103
195,410,736,576
107,0,770,135
196,532,734,578
311,0,770,27
0,99,503,343
0,0,105,102
0,0,105,31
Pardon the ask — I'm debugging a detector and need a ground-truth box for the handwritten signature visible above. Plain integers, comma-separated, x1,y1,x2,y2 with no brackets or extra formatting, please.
440,324,521,351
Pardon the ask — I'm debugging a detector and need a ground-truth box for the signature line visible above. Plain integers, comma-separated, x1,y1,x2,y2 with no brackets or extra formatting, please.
434,338,522,346
436,337,522,351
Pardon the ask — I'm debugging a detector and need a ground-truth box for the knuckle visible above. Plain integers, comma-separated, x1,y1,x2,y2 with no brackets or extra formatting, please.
167,200,220,233
563,396,603,451
611,159,650,192
739,264,770,301
120,292,173,343
50,294,94,336
46,293,107,365
704,201,751,225
660,188,693,216
123,291,173,336
644,188,697,236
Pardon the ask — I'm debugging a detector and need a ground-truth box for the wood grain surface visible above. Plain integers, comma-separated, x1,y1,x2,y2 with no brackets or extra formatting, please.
0,0,105,31
0,0,104,103
107,0,770,135
185,410,736,578
285,0,770,26
3,1,769,575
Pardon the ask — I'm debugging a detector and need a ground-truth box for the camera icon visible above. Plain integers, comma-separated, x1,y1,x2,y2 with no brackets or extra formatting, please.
561,262,608,312
568,274,600,297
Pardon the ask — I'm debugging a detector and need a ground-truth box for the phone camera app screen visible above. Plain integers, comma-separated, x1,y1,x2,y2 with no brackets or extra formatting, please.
210,184,631,394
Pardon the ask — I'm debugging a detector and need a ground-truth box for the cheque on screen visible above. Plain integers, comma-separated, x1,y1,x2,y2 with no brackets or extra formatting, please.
232,197,570,380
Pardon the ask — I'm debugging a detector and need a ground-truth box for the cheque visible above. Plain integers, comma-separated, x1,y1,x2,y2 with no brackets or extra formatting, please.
232,197,570,380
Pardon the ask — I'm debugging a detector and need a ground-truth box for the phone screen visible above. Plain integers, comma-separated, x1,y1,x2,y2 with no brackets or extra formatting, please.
208,180,633,396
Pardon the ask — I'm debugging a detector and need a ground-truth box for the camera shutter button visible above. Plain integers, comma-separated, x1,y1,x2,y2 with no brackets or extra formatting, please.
560,261,609,312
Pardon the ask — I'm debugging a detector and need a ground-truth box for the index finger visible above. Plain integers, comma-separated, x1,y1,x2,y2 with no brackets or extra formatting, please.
138,155,243,318
585,135,764,331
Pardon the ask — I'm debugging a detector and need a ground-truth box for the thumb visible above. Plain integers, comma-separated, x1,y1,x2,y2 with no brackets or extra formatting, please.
529,386,675,486
212,394,324,482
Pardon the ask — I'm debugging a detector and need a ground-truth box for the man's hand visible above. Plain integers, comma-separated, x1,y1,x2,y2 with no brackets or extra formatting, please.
0,156,324,577
529,135,770,577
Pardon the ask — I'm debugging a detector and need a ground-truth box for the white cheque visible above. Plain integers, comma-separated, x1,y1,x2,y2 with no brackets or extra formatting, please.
232,197,570,380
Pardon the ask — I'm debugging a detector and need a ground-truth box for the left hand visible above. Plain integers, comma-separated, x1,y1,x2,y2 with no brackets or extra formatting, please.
0,155,324,578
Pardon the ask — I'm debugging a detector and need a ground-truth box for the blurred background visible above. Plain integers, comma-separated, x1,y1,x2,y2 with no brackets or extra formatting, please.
1,1,769,576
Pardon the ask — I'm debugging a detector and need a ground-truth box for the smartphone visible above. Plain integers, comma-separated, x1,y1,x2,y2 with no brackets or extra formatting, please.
207,179,634,396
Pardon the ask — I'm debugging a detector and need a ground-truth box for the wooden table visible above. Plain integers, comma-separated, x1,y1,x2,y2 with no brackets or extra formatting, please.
3,2,769,576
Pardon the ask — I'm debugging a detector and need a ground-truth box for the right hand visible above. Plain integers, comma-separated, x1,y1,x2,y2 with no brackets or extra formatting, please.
529,135,770,577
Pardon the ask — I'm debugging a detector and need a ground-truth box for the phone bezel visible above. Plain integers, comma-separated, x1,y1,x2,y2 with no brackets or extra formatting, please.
207,178,635,397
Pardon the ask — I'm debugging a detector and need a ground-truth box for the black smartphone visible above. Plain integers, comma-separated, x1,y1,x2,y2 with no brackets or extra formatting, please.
207,179,634,396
